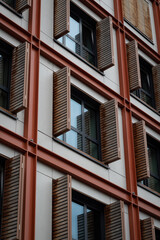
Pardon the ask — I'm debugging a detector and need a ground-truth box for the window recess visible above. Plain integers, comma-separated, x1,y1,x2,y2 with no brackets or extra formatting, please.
0,40,30,114
52,175,126,240
1,0,31,12
140,217,159,240
53,67,121,163
54,0,114,71
0,155,25,240
126,40,160,112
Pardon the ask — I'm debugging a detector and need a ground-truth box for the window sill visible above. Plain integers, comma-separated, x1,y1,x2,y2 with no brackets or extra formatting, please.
0,1,22,18
138,182,160,197
130,93,160,116
54,39,105,76
53,137,109,170
0,107,17,120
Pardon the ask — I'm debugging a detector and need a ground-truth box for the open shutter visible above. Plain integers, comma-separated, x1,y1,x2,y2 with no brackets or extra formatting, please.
54,0,70,39
122,0,137,27
96,16,115,71
0,155,25,240
152,64,160,112
133,120,150,181
16,0,31,13
140,218,156,240
52,175,72,240
10,42,30,113
53,67,71,137
105,201,125,240
126,40,141,91
100,99,121,164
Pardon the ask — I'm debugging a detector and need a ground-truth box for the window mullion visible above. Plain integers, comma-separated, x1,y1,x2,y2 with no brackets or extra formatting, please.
82,100,85,152
80,18,83,58
84,204,88,240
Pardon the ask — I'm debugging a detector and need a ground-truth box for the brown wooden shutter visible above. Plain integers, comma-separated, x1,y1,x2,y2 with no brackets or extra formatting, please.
52,175,72,240
10,42,30,113
16,0,31,13
0,155,25,240
122,0,137,27
54,0,70,39
140,217,156,240
53,66,71,137
133,120,150,181
96,16,115,71
100,99,121,164
126,40,141,91
105,201,125,240
152,64,160,112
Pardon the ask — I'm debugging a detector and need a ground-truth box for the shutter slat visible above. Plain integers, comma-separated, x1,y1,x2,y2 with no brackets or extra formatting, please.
105,201,125,240
100,99,121,164
54,0,70,39
16,0,31,13
140,218,156,240
52,175,72,240
96,16,115,71
133,120,150,181
10,42,30,113
0,155,25,240
126,40,141,91
53,67,71,137
152,64,160,112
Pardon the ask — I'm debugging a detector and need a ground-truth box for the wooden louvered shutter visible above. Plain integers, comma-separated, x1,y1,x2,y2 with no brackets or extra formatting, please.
100,99,121,164
53,67,71,137
96,16,115,71
16,0,31,13
126,40,141,91
133,120,150,181
105,201,125,240
140,218,156,240
52,175,72,240
1,155,25,240
122,0,137,27
10,42,30,113
54,0,70,39
152,64,160,112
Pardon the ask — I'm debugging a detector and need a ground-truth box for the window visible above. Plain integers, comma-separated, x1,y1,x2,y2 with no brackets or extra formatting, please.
141,218,160,240
0,157,5,235
58,3,97,66
2,0,15,8
155,228,160,240
133,57,155,108
58,87,101,160
1,0,31,12
143,136,160,193
0,40,12,110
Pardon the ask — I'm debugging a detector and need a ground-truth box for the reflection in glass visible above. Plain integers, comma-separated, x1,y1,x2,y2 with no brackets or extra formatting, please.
82,49,95,65
140,91,152,107
71,98,82,131
87,208,95,240
141,70,151,92
0,55,4,86
66,37,80,55
85,138,98,159
2,0,15,7
82,25,93,51
72,202,84,240
0,89,7,109
84,105,97,138
148,147,159,177
69,16,80,41
66,130,82,150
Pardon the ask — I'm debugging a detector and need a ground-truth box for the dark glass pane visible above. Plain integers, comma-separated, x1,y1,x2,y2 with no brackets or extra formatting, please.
0,89,8,109
155,229,160,240
140,91,153,107
71,98,82,131
82,25,93,51
0,54,4,86
148,146,159,177
66,130,82,150
82,48,95,65
66,37,80,55
85,138,98,159
147,176,160,193
2,0,15,8
69,16,80,42
84,105,97,139
87,208,95,240
72,202,85,240
140,69,151,92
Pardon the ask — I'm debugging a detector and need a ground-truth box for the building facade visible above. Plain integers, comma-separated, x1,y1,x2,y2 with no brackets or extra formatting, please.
0,0,160,239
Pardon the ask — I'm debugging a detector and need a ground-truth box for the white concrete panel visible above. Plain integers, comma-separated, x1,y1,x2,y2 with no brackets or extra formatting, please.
37,161,63,179
17,110,24,122
139,211,160,229
0,112,16,132
99,0,114,16
138,186,160,208
0,144,15,158
108,170,126,189
38,131,53,151
35,172,52,240
0,4,29,31
0,29,20,47
41,0,53,38
124,205,130,240
15,120,24,136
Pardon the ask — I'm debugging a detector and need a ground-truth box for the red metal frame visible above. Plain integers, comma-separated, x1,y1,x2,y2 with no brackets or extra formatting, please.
0,0,160,239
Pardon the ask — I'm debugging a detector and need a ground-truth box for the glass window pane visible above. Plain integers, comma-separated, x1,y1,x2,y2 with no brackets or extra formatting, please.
147,176,160,193
69,16,80,42
66,130,82,150
82,25,93,51
0,89,8,109
66,37,80,55
85,138,98,159
140,69,151,92
87,208,95,240
72,202,85,240
84,105,97,139
0,55,4,86
58,37,63,44
57,134,63,141
140,91,153,107
71,98,82,131
2,0,15,7
148,146,159,177
82,48,95,65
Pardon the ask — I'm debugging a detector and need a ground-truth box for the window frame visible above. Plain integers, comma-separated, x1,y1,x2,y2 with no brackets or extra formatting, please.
59,2,97,67
0,157,5,236
59,86,102,160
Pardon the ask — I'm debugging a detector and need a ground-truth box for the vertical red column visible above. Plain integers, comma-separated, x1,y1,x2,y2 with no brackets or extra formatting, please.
114,0,141,239
23,0,41,239
153,1,160,54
